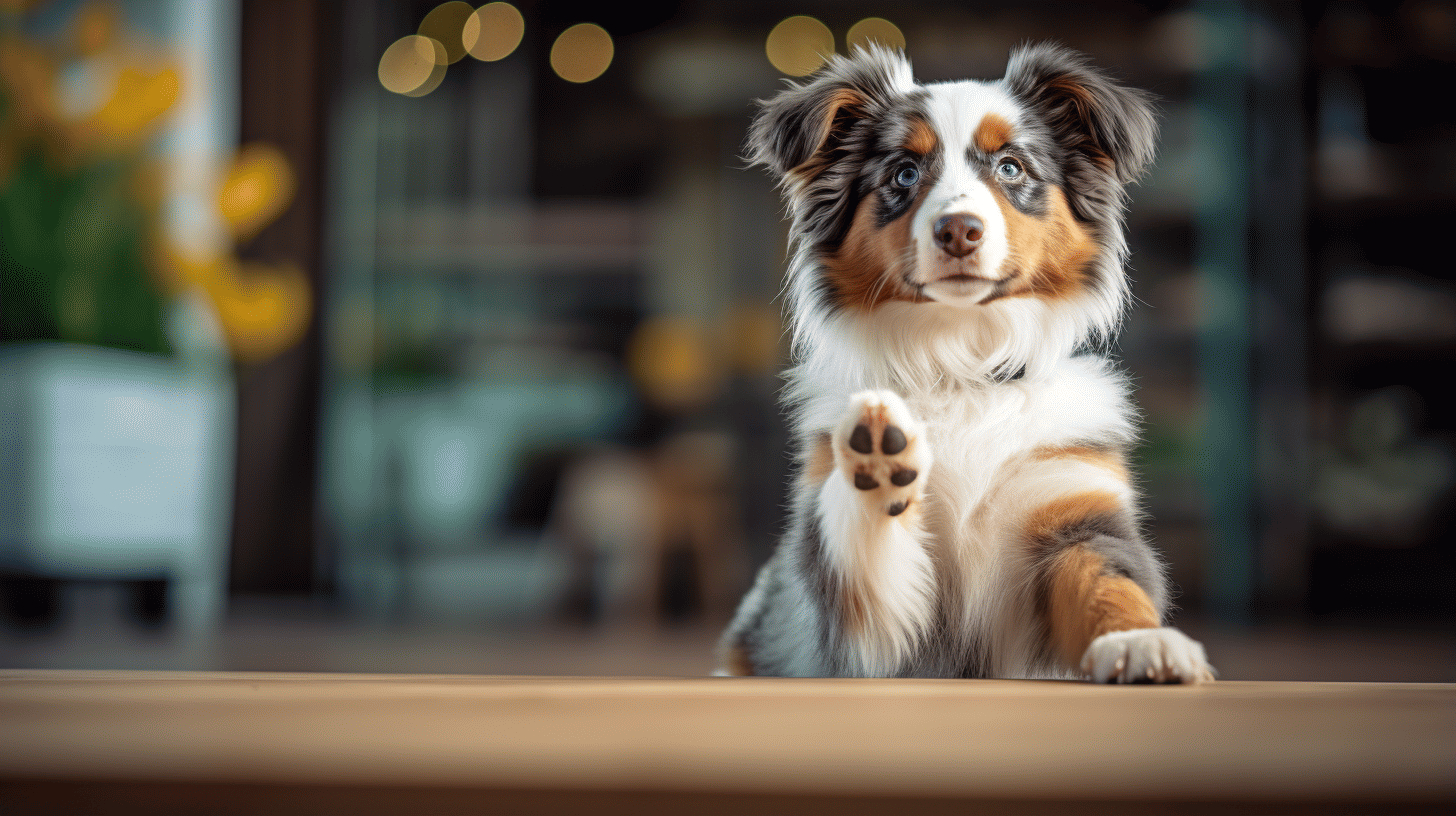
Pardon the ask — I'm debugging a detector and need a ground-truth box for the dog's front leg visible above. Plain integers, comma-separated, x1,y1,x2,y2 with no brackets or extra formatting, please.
813,390,938,676
1044,541,1215,683
1014,452,1215,684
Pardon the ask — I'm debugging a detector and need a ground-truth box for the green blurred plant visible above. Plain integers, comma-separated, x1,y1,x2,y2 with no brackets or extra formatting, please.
0,113,170,352
0,6,172,354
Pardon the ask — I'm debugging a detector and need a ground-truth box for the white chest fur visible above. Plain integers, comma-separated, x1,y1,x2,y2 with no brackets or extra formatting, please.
792,346,1137,675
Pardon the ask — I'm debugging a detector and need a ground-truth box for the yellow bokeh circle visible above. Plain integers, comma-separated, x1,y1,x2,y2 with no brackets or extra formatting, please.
417,1,476,65
765,16,834,77
378,35,447,96
846,17,905,53
462,2,525,62
550,23,614,83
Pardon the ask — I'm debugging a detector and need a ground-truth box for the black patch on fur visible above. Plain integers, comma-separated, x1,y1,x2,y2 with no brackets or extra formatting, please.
798,513,838,661
890,468,916,486
854,473,879,490
966,146,1054,219
994,364,1027,382
881,425,906,454
1028,507,1138,561
957,636,991,679
849,424,874,453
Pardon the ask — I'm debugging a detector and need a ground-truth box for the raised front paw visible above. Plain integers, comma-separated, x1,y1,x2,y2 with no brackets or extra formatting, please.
1081,627,1216,684
833,391,932,518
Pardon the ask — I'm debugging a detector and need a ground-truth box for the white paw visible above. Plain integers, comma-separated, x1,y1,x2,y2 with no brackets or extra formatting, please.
833,391,931,518
1081,627,1216,684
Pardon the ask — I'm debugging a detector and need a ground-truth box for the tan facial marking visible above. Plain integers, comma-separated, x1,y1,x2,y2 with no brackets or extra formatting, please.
824,186,926,310
1030,444,1130,482
989,185,1098,301
974,112,1013,154
903,116,938,156
1044,546,1160,668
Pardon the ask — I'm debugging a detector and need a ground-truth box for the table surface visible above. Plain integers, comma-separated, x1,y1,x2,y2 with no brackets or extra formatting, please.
1,671,1452,811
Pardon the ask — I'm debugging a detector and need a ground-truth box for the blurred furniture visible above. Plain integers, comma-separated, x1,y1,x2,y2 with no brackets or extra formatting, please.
0,671,1451,814
0,343,233,631
325,377,630,621
551,432,745,626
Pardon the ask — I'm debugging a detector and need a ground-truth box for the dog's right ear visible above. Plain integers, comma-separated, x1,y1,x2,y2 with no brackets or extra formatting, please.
747,46,912,180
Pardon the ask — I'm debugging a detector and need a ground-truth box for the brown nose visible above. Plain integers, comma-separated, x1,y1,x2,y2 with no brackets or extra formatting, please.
933,214,984,257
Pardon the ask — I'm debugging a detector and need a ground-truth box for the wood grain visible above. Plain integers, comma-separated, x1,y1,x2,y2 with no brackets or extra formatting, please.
0,671,1451,812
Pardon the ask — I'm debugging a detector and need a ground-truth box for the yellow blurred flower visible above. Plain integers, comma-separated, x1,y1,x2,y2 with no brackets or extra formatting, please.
217,143,295,242
162,248,312,363
85,65,179,138
212,259,312,362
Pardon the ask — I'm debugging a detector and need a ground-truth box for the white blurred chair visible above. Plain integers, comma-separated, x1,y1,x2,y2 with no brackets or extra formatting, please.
0,341,234,632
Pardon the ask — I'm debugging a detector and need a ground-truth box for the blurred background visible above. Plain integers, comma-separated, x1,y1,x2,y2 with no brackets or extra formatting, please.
1,0,1452,681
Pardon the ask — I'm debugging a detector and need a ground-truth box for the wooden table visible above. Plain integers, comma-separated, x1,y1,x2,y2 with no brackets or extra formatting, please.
1,671,1452,814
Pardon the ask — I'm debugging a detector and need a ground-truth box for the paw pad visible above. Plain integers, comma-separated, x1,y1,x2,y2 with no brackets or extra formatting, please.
881,426,906,455
834,391,932,519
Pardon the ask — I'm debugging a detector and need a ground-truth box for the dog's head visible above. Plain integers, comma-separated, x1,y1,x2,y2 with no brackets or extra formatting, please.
750,44,1156,378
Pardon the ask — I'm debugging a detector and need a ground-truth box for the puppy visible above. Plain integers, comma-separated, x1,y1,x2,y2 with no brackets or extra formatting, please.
717,44,1214,682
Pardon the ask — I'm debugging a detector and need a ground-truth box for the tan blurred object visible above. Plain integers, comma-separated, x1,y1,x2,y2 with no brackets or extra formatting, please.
721,302,783,375
71,2,119,56
0,671,1451,814
628,316,723,412
552,433,744,626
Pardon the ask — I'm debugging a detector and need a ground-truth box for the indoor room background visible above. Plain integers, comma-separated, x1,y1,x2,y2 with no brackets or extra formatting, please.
2,0,1452,680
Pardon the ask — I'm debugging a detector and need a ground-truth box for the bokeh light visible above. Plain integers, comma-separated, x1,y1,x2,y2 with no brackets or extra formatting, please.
846,17,905,53
462,2,525,62
417,1,475,65
628,317,720,411
765,15,834,77
378,35,448,97
550,23,613,84
216,144,295,243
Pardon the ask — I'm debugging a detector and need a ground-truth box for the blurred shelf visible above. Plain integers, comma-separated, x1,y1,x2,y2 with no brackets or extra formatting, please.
374,203,650,273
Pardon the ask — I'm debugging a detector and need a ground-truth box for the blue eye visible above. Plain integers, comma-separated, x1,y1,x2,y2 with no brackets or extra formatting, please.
997,159,1023,180
893,164,920,188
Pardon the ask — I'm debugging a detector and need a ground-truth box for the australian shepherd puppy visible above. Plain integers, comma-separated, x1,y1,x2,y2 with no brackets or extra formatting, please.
717,44,1214,683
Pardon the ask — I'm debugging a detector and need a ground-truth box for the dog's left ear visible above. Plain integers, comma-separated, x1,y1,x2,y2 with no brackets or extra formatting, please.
1003,43,1157,184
